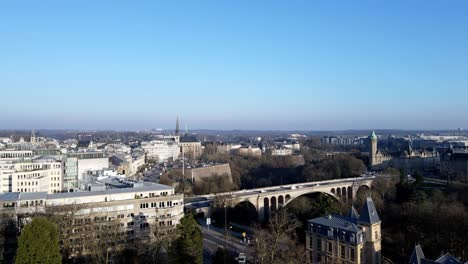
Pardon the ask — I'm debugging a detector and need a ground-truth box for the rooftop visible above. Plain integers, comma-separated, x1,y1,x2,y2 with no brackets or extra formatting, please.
308,214,361,233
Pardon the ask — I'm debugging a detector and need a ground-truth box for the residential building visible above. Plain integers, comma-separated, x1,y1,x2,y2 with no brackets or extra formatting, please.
306,196,382,264
141,140,180,162
9,157,63,194
270,146,293,156
0,181,184,257
0,150,34,162
237,145,262,157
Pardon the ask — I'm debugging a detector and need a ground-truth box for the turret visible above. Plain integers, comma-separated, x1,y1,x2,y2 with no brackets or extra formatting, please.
369,131,378,165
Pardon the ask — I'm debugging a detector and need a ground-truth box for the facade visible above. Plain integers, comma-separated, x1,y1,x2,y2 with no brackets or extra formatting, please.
270,146,293,156
10,159,63,194
368,131,439,174
0,150,34,162
0,182,184,257
141,140,180,162
322,136,366,146
68,151,109,184
63,157,79,192
306,197,382,264
237,145,262,157
0,162,15,193
179,133,202,160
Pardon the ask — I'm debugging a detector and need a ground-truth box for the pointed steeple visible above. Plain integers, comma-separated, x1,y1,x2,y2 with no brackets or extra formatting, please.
409,245,425,264
369,130,377,140
30,130,36,143
347,206,360,220
358,196,381,225
407,140,413,155
175,116,180,135
185,124,188,135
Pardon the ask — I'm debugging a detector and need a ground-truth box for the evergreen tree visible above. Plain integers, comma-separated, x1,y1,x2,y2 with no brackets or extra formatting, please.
15,217,61,264
170,213,203,264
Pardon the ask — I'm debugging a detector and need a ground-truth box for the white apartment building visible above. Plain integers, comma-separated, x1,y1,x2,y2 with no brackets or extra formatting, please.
11,160,63,194
0,150,34,162
0,182,184,257
270,147,294,156
0,162,15,193
141,140,180,162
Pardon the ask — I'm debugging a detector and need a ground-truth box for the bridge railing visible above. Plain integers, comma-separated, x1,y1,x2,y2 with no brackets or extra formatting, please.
191,175,375,199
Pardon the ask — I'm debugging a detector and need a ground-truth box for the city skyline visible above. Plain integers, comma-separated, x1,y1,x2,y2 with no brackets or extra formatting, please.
1,1,468,130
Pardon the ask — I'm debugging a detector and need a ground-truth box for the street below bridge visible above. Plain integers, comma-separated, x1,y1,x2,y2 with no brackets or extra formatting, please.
202,225,254,264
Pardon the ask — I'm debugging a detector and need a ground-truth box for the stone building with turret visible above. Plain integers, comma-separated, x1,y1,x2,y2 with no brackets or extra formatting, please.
368,131,439,174
306,196,382,264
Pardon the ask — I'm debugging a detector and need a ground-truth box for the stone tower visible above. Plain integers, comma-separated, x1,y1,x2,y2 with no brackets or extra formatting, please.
369,131,377,166
358,196,382,264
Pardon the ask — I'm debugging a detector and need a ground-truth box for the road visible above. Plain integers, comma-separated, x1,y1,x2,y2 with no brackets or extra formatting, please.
202,226,254,264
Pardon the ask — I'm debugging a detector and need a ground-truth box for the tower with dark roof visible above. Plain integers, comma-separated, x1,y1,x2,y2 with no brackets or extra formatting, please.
358,196,382,264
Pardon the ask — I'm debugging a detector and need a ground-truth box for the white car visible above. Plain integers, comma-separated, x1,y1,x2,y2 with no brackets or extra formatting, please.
237,253,246,264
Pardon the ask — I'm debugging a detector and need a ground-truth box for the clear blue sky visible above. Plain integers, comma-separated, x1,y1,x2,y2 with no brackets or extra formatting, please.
1,1,467,130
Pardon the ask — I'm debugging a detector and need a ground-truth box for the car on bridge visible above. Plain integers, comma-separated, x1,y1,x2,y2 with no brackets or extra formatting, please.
237,253,246,264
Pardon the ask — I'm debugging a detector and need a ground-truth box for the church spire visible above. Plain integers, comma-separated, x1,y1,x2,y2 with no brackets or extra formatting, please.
30,130,36,143
175,116,180,135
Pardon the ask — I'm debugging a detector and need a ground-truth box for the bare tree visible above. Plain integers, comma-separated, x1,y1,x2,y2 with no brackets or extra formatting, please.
254,210,301,264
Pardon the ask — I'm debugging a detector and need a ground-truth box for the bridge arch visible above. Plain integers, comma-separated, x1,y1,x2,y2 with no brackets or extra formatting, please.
278,195,284,208
263,197,270,220
271,196,277,212
232,201,258,224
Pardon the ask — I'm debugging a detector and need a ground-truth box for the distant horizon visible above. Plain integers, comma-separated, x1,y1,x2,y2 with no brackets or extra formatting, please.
0,127,464,133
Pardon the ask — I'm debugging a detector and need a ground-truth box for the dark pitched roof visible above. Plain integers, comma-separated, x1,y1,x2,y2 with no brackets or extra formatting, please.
409,245,426,264
358,196,381,225
309,214,361,233
180,133,200,143
347,206,360,220
77,140,91,148
435,254,463,264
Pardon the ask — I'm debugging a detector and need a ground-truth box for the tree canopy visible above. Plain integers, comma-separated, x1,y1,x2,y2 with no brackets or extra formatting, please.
15,217,61,264
170,213,203,264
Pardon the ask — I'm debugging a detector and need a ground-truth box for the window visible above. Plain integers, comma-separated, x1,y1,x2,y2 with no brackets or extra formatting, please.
341,245,345,258
350,248,355,261
375,231,379,240
328,242,332,253
317,238,322,251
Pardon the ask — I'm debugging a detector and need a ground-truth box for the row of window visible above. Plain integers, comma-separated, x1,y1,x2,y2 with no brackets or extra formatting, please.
140,200,177,209
315,238,355,261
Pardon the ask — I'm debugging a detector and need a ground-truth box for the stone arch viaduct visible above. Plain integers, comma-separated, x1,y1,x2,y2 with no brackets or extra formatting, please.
185,176,375,221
